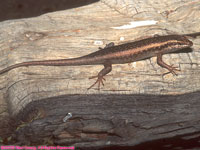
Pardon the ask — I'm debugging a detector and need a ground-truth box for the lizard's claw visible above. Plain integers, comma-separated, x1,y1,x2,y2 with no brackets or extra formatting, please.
87,76,106,90
162,64,180,77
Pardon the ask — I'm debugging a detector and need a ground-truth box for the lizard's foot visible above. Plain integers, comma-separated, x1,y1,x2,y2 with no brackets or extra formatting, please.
87,75,106,90
157,53,181,77
162,64,180,76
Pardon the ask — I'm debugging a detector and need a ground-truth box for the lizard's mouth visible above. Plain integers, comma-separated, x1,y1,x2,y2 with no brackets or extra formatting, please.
182,37,193,47
187,39,193,46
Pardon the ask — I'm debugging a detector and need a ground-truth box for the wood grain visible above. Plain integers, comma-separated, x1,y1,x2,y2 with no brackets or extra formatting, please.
0,0,200,148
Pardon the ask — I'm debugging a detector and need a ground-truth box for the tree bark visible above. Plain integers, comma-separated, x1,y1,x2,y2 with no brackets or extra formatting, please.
0,0,200,149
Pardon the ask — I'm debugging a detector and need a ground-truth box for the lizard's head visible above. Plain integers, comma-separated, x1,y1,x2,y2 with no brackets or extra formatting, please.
166,35,193,52
157,34,193,54
177,35,193,47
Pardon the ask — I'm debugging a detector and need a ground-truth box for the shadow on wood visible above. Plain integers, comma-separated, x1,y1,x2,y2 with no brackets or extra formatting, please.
2,91,200,149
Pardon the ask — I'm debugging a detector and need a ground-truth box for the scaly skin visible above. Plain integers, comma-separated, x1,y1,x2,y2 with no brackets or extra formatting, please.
0,32,199,90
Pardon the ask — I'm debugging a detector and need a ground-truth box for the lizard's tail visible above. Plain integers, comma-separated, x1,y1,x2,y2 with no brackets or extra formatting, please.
0,57,99,75
0,62,28,74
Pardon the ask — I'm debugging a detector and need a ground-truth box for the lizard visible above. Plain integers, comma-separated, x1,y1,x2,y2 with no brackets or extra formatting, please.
0,32,200,90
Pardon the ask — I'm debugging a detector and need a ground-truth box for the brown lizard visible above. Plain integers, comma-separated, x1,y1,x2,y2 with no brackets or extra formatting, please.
0,32,199,90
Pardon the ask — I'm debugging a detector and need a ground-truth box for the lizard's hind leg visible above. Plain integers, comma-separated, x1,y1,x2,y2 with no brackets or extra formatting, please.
87,63,112,90
98,42,115,50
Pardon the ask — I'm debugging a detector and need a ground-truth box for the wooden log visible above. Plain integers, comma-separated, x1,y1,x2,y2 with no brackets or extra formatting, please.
0,0,200,148
10,93,200,148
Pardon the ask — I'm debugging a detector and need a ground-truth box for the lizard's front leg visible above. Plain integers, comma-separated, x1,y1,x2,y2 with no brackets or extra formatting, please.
87,63,112,90
157,53,180,76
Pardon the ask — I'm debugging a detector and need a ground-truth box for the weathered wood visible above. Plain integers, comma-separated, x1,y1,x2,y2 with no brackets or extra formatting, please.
9,93,200,148
0,0,200,148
